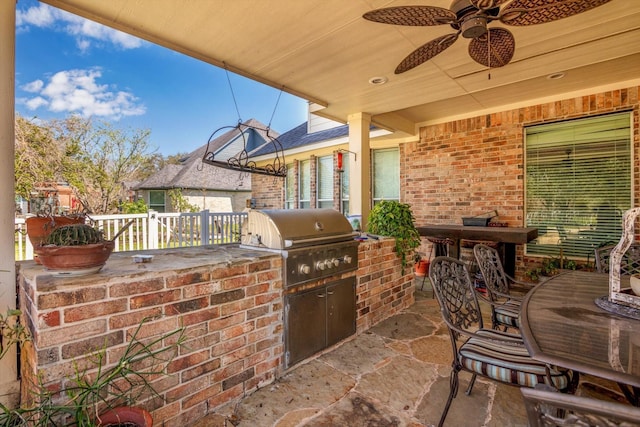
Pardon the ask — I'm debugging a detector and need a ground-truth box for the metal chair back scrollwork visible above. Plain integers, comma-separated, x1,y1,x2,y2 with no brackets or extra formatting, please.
429,256,579,427
473,244,534,330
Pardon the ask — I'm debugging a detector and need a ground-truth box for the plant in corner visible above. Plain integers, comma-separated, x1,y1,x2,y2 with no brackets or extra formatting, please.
0,317,186,427
367,200,421,273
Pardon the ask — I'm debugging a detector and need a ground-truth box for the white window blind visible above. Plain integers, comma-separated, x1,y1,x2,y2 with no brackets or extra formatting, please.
340,160,349,214
285,163,295,209
525,112,631,259
372,148,399,204
317,155,333,208
299,159,311,209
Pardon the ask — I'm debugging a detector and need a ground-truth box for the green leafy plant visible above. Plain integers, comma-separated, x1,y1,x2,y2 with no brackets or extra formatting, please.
367,201,421,272
120,199,148,214
168,189,199,213
524,267,541,283
0,318,186,427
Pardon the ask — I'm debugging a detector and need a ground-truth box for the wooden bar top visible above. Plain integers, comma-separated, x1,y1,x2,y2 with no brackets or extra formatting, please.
417,224,538,244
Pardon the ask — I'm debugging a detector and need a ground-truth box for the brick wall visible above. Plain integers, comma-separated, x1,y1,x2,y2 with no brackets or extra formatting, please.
356,238,415,331
18,250,284,427
252,173,284,209
405,85,640,274
17,240,413,425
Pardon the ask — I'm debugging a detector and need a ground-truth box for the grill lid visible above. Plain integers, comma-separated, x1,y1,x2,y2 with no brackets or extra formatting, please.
241,208,357,249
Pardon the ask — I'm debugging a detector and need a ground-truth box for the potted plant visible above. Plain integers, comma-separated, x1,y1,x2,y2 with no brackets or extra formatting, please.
0,316,186,427
25,213,86,248
367,200,421,273
414,252,430,277
34,221,132,275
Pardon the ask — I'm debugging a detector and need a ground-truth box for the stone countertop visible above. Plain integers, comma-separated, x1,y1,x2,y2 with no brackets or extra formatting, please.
19,244,279,288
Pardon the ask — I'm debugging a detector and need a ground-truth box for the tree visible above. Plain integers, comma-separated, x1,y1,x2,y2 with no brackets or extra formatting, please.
52,116,155,214
135,151,188,182
14,115,62,202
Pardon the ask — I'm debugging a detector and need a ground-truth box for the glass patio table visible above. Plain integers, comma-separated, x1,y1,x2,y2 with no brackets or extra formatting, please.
519,270,640,406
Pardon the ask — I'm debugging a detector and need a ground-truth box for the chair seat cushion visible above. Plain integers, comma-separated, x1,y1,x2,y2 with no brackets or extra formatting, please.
459,329,574,391
494,300,521,328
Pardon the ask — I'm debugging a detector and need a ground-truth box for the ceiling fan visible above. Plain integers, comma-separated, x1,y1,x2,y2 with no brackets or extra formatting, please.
363,0,613,74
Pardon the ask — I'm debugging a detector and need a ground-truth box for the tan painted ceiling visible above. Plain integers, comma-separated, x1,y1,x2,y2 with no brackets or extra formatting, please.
41,0,640,136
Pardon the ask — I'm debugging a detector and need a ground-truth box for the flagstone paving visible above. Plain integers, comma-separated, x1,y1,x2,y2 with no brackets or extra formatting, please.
190,284,626,426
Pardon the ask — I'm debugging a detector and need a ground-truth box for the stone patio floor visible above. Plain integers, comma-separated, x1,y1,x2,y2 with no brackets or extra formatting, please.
190,282,627,427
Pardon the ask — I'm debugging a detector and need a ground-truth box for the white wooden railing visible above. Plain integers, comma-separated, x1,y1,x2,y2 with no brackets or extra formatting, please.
14,210,247,261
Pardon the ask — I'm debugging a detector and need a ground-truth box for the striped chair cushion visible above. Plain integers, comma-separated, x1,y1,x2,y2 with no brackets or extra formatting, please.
459,329,574,391
494,300,521,328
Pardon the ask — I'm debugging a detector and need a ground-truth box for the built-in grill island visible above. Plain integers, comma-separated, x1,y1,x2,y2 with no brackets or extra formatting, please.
241,208,359,368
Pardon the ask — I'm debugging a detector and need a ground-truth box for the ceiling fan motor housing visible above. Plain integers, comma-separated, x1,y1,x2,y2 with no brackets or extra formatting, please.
450,0,500,38
461,16,487,38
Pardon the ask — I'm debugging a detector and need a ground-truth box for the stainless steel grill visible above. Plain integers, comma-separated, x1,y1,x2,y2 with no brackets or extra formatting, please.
241,208,359,288
240,208,359,368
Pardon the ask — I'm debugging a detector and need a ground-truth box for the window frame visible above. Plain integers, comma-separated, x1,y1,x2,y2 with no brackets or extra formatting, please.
372,148,400,205
316,155,334,209
299,159,311,209
524,112,633,259
148,190,166,213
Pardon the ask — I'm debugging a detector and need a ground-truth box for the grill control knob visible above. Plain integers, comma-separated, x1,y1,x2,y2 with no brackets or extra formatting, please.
316,260,327,271
299,264,311,275
343,255,352,264
330,258,340,268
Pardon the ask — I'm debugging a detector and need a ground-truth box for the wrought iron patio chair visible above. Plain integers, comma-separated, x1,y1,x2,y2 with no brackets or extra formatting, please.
428,257,579,427
473,243,535,331
595,243,640,275
521,386,640,427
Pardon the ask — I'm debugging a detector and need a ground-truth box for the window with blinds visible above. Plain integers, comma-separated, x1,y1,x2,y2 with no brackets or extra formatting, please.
299,159,311,209
525,112,632,259
317,155,333,208
340,160,349,214
372,148,400,204
285,163,295,209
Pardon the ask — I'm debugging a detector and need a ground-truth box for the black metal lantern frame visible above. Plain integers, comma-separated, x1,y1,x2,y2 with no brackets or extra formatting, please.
202,121,287,177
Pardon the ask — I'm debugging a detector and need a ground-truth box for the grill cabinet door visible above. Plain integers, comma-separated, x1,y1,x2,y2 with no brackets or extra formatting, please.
285,288,326,368
327,277,356,347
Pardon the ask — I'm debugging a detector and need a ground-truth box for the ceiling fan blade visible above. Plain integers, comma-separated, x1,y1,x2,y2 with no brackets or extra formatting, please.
472,0,512,10
501,0,613,26
395,33,459,74
468,28,515,67
363,6,456,26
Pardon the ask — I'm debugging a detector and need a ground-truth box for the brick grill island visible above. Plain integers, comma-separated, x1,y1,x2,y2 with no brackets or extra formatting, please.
17,238,413,426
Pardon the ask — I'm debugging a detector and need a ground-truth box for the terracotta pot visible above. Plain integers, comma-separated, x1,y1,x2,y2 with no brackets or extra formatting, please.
415,259,430,277
98,407,153,427
26,215,85,247
34,240,115,272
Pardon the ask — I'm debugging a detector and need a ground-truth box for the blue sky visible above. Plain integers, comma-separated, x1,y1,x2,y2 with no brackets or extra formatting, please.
15,0,309,156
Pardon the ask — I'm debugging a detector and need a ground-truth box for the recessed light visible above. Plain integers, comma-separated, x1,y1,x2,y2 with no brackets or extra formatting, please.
368,76,388,85
547,72,565,80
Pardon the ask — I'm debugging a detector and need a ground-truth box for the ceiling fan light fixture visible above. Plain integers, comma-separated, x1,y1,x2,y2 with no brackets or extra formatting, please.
368,76,388,85
461,16,487,38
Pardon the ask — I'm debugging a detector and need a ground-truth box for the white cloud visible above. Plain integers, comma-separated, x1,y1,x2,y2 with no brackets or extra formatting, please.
16,3,143,50
22,79,44,93
24,97,49,110
21,69,146,120
16,3,56,27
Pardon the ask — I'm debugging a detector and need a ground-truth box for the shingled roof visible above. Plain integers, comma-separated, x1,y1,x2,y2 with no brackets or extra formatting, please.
250,122,349,157
136,118,276,191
